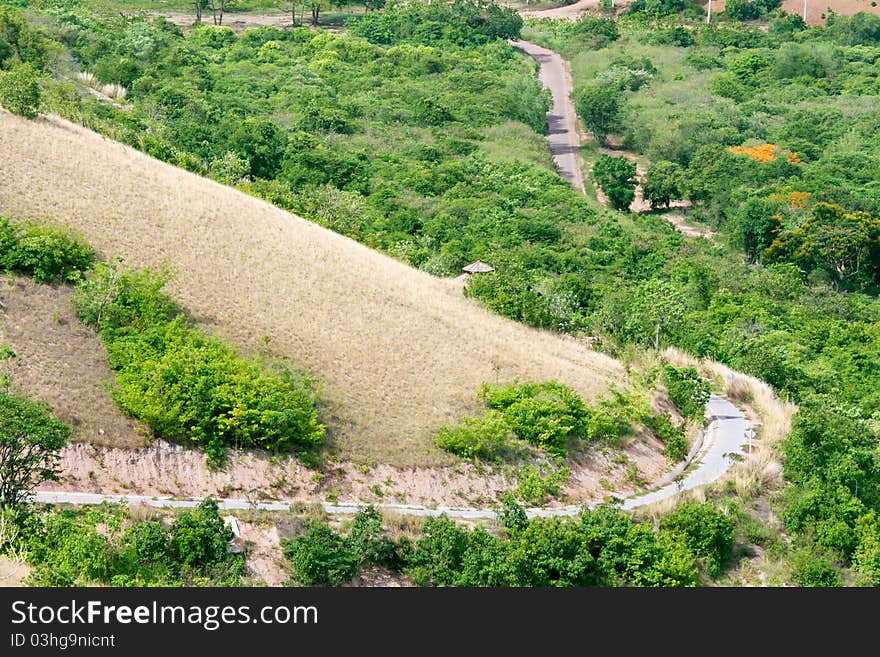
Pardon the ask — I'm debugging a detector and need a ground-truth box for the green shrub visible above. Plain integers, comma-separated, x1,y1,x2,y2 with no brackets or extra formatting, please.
482,381,589,454
660,502,735,577
0,62,41,118
514,460,570,506
0,218,95,284
73,263,324,465
591,154,637,211
644,411,688,461
0,391,69,507
282,521,359,586
662,365,710,423
435,410,510,460
789,548,841,586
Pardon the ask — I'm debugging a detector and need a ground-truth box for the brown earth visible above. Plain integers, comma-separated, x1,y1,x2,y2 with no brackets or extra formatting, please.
0,276,150,447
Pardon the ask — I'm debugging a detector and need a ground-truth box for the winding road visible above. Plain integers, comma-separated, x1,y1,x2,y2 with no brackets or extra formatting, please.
28,32,755,521
32,396,750,518
511,39,585,192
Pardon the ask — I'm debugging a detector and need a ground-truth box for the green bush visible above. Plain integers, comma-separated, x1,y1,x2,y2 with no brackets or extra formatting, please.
591,154,637,211
24,502,242,586
644,411,688,461
282,522,359,586
73,262,324,465
482,381,589,454
660,502,735,577
662,365,710,423
514,461,570,506
435,410,510,460
0,62,41,118
0,218,95,284
789,548,841,587
0,391,69,507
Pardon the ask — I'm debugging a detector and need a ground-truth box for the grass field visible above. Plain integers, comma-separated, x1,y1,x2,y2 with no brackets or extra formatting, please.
0,111,624,467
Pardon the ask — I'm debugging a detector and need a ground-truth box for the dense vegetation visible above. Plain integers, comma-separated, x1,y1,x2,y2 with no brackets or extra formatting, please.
1,500,244,586
524,10,880,585
2,0,878,585
282,501,735,586
71,261,325,466
0,216,324,466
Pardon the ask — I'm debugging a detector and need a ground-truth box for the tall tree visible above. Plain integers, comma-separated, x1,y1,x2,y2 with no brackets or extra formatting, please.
0,392,69,508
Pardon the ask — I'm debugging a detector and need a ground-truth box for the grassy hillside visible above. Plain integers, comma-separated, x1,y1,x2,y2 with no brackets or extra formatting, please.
0,110,623,467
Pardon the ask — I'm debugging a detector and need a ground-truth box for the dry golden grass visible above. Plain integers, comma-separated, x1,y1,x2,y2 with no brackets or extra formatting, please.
0,275,150,447
0,111,623,467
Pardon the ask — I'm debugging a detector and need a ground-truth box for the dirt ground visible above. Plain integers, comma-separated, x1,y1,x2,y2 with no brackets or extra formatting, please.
40,429,671,510
0,276,150,448
0,557,31,587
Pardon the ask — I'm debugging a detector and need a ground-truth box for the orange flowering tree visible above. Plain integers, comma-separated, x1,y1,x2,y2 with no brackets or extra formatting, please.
765,202,880,289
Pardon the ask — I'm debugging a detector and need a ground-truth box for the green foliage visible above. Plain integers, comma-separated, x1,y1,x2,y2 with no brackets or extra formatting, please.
513,460,570,506
591,154,637,211
723,0,780,19
168,499,231,568
348,0,522,47
282,521,358,586
482,381,590,455
23,501,242,586
764,202,880,291
627,0,688,15
0,217,94,283
0,62,41,117
0,391,69,507
576,84,622,144
662,365,710,423
643,411,687,461
230,119,287,180
435,410,511,460
643,160,685,209
788,548,841,587
660,502,735,577
497,492,528,532
73,262,323,465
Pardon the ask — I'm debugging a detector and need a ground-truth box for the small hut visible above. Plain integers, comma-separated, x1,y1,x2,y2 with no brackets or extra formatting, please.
453,260,494,285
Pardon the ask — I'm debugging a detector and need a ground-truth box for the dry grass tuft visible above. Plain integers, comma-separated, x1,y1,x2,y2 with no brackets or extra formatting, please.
0,112,623,467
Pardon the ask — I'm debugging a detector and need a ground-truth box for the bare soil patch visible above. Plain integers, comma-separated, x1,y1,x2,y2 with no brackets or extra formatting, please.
0,276,149,447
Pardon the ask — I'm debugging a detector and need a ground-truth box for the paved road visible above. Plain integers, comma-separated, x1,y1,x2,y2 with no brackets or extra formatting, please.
510,39,585,193
32,396,750,519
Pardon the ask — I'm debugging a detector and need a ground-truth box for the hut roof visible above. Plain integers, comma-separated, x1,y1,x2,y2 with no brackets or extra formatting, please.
462,260,494,274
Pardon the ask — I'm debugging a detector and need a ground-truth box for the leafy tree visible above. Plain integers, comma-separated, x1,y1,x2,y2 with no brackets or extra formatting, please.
732,197,780,263
643,161,685,210
497,492,528,532
169,499,231,569
576,84,621,145
660,503,734,577
765,202,880,289
591,154,636,211
662,365,711,423
283,521,358,585
0,62,40,118
0,392,69,508
229,119,288,180
0,219,95,284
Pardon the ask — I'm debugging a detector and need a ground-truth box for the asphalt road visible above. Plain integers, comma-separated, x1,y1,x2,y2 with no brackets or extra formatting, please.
32,396,751,518
510,39,586,193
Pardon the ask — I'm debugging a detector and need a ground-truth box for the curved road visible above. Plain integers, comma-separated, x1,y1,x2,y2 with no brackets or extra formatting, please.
510,39,585,192
32,396,750,519
29,38,755,521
